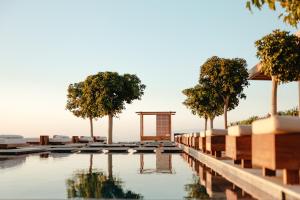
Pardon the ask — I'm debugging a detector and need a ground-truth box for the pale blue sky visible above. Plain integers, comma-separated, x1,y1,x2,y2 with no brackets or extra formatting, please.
0,0,298,141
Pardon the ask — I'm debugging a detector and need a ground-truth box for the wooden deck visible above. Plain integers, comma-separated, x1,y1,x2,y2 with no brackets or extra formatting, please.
178,143,300,200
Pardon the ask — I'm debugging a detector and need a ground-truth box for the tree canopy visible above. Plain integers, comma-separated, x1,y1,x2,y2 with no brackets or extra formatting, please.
246,0,300,27
256,29,300,83
200,56,249,128
182,82,223,121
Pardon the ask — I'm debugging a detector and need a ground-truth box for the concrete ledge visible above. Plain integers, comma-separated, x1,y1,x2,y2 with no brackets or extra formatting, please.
178,143,300,200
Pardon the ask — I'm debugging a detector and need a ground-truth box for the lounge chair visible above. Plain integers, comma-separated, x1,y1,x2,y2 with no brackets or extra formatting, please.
0,135,28,149
25,137,40,145
226,125,252,168
199,131,206,152
252,115,300,185
205,129,227,158
94,136,107,143
49,135,72,145
78,136,94,143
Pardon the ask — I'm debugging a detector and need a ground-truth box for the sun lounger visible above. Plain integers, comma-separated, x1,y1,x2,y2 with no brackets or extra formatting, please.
252,116,300,185
226,125,252,168
0,135,28,149
94,136,107,143
49,135,72,145
205,129,227,158
25,138,40,145
78,136,94,143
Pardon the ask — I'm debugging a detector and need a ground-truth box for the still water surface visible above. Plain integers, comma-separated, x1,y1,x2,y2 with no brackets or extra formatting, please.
0,152,254,199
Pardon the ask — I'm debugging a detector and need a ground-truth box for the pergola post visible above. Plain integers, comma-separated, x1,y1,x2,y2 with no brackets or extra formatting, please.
140,114,144,140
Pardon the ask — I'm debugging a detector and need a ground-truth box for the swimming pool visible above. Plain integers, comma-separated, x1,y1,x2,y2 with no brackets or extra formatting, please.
0,152,253,199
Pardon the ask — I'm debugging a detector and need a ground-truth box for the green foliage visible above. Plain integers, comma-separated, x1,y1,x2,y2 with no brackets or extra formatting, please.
255,30,300,83
66,71,145,118
86,72,146,117
200,56,249,111
230,107,298,125
230,116,260,126
184,175,209,199
246,0,300,27
66,81,102,120
182,82,223,120
66,169,142,199
278,107,299,116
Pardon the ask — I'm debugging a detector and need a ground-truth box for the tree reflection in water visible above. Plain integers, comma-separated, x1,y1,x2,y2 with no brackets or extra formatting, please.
184,175,209,200
66,154,143,199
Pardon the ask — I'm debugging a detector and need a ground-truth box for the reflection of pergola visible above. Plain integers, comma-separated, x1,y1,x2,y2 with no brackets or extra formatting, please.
136,111,176,141
139,148,173,174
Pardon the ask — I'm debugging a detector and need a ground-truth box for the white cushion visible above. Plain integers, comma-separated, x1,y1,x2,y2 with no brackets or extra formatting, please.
0,135,24,139
206,129,227,136
193,132,201,137
253,116,300,135
26,138,39,143
50,135,71,143
200,131,206,137
79,136,94,142
0,138,27,145
228,125,252,136
53,135,70,139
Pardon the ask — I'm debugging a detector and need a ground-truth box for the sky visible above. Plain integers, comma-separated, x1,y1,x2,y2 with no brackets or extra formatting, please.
0,0,298,141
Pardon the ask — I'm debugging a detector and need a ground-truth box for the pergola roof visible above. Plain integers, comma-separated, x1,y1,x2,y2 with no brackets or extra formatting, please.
136,111,176,115
248,63,271,81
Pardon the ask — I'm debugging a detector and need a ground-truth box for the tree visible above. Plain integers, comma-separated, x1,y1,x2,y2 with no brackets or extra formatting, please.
246,0,300,27
66,81,102,137
87,72,146,144
183,82,223,132
66,155,142,199
200,56,249,129
184,175,209,200
255,30,300,115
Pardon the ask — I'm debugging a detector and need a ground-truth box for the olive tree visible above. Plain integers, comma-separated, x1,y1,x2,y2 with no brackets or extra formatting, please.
255,30,300,115
87,72,146,144
246,0,300,27
200,56,249,129
183,81,223,132
66,81,102,137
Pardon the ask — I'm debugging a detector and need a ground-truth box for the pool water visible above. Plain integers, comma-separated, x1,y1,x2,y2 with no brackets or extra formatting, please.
0,152,254,199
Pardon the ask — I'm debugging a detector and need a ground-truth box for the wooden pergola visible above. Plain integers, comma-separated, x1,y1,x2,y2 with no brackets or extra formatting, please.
136,111,176,141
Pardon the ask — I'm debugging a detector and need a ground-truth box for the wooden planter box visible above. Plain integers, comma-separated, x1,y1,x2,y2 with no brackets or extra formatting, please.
206,135,225,158
199,137,206,152
188,136,193,147
252,133,300,185
226,135,252,168
192,136,200,150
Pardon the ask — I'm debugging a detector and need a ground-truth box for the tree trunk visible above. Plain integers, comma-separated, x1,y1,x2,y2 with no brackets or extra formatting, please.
298,80,300,117
89,117,94,137
108,114,113,144
89,154,93,174
108,154,113,179
271,76,278,116
210,117,214,129
204,117,208,133
224,97,229,129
